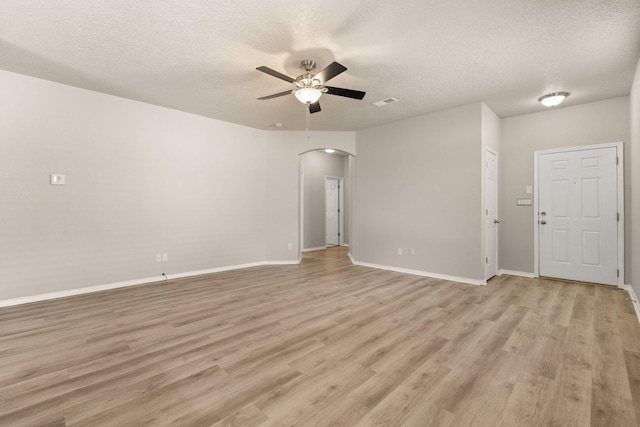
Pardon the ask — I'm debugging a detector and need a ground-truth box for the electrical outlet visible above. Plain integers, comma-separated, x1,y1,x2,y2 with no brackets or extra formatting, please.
162,253,168,262
156,254,162,262
50,174,66,185
397,248,402,256
287,243,293,250
410,248,415,255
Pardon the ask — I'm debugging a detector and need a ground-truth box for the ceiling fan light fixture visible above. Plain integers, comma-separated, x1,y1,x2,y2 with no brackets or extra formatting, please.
538,92,569,107
294,87,322,104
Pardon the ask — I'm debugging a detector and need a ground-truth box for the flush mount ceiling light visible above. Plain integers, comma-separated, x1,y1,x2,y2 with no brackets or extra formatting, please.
538,92,569,107
325,149,335,153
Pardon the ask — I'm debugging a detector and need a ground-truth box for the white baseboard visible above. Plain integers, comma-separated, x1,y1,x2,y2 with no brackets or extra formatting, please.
348,252,355,264
498,269,535,278
167,262,266,280
262,260,300,266
624,285,640,325
302,245,348,253
0,260,300,308
352,260,485,286
302,247,327,252
0,276,165,308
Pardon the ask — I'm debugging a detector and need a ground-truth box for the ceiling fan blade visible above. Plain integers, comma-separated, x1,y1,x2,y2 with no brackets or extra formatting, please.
309,101,321,114
325,86,366,100
256,66,295,83
257,90,292,100
315,62,347,83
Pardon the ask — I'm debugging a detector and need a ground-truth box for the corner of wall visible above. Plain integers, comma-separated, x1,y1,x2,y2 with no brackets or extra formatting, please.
630,57,640,298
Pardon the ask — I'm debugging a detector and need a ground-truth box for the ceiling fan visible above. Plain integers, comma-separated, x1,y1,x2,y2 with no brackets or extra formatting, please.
256,60,366,113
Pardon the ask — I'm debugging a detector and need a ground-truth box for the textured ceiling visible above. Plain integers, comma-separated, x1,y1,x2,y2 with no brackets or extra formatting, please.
1,0,639,131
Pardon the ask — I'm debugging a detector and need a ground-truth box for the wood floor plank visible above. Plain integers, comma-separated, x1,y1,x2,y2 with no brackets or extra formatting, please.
623,350,640,424
350,336,448,408
498,372,553,426
0,247,638,426
539,363,592,426
591,329,633,399
619,312,640,353
353,361,451,426
210,404,268,427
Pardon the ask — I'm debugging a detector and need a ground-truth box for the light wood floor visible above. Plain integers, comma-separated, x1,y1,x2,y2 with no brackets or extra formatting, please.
1,247,640,426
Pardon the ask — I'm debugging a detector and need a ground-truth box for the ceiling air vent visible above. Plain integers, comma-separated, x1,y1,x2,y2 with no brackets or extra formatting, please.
371,97,399,107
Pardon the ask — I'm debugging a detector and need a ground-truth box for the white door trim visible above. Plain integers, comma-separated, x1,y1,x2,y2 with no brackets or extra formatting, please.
484,147,498,281
533,141,624,287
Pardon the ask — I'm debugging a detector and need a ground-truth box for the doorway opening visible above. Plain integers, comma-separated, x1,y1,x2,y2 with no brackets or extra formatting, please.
299,149,353,255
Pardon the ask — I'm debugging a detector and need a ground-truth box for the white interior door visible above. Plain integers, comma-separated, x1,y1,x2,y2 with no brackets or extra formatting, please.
485,149,498,280
537,146,619,285
325,177,340,246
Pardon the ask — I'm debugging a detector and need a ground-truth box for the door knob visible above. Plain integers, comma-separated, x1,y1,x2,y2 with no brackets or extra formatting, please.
540,212,546,216
494,219,500,224
540,220,547,225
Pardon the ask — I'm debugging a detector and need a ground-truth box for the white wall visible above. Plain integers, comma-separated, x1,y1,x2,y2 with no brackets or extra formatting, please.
0,71,266,300
631,59,640,296
354,103,484,282
264,131,356,261
500,97,631,277
301,151,347,249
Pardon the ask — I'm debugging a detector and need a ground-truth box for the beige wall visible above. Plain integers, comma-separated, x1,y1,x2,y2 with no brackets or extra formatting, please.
0,71,267,300
0,71,357,300
301,151,347,249
354,103,484,281
500,97,631,277
631,59,640,295
482,103,502,153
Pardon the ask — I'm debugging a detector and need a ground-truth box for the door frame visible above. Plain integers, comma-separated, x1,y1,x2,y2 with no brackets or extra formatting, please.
533,141,624,287
324,176,344,246
484,147,498,281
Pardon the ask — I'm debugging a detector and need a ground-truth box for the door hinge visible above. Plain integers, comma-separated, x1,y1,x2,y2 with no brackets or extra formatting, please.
338,233,341,236
617,212,620,222
486,257,488,263
617,269,620,277
486,209,488,215
617,156,619,165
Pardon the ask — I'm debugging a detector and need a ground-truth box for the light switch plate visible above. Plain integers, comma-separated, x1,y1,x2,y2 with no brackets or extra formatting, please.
50,174,66,185
526,186,533,194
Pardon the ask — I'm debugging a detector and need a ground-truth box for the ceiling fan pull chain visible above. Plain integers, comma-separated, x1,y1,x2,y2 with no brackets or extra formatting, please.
306,105,311,131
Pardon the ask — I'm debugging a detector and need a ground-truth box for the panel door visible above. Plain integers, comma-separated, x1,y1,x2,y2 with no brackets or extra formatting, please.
485,149,498,280
325,178,339,246
538,147,618,285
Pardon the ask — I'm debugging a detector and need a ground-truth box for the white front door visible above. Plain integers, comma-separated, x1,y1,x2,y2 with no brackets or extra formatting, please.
485,149,498,280
537,146,619,285
325,177,340,246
